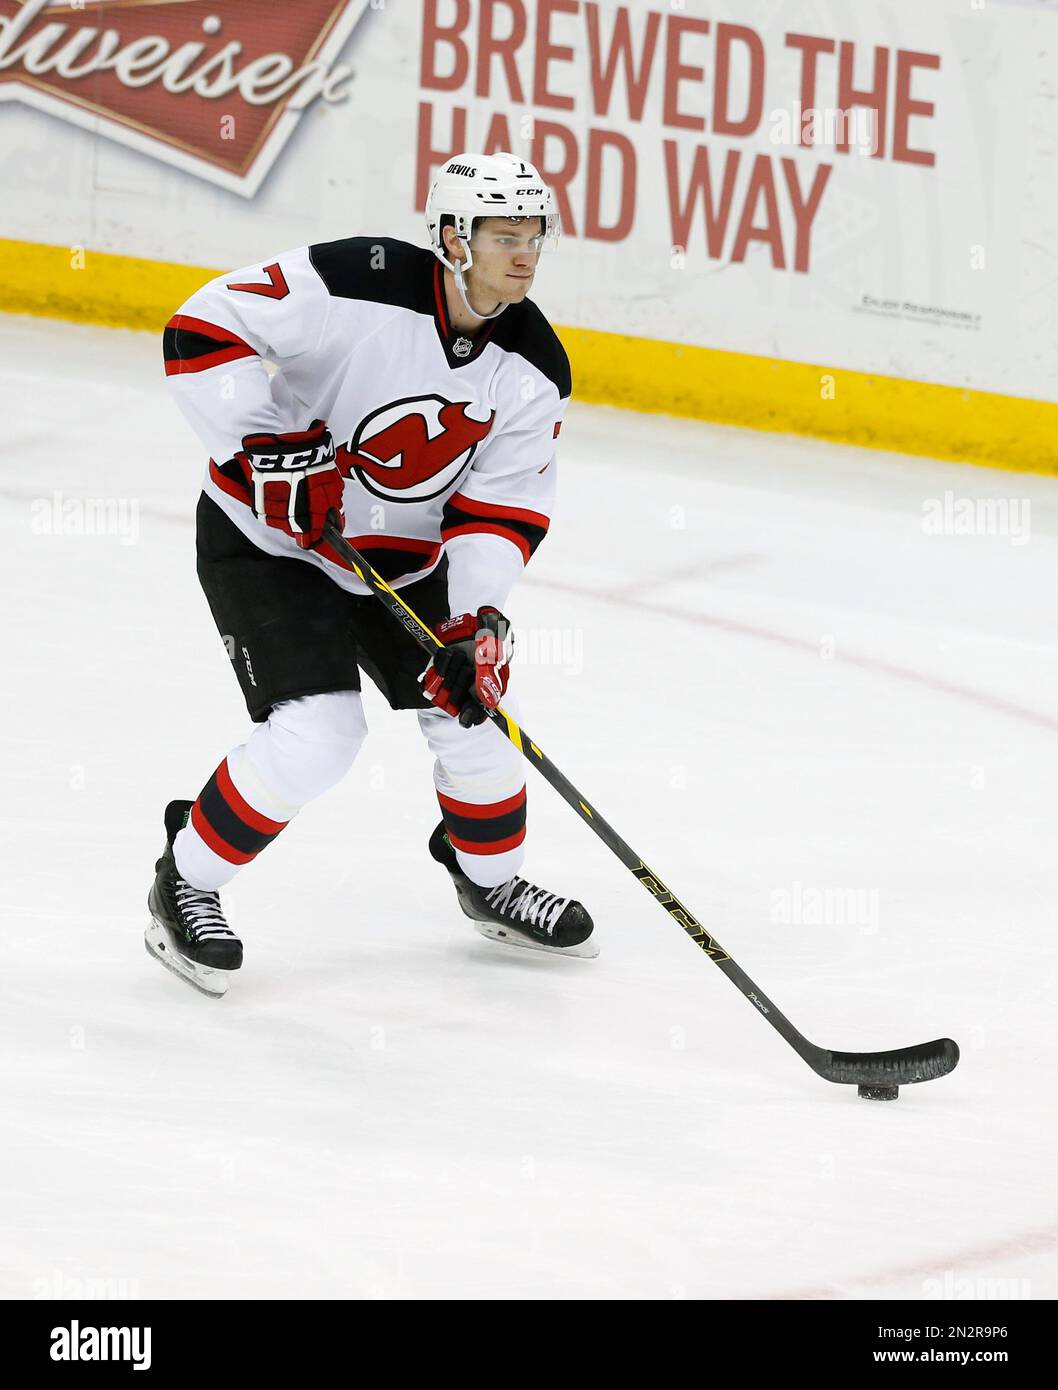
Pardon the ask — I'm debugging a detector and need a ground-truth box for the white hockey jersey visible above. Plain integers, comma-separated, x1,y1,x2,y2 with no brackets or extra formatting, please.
163,237,571,611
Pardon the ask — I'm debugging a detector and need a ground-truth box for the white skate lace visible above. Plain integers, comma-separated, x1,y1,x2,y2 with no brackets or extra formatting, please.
485,877,569,935
175,881,234,943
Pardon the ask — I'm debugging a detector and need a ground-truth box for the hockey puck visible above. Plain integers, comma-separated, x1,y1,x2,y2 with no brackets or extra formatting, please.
858,1083,899,1101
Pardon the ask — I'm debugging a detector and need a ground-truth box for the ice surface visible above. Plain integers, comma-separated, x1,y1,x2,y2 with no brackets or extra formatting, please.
2,314,1055,1300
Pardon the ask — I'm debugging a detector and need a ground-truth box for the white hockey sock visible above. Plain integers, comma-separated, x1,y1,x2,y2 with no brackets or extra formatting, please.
174,690,368,890
417,705,527,888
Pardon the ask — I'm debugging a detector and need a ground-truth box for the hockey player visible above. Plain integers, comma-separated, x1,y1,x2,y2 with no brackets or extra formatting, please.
147,153,596,996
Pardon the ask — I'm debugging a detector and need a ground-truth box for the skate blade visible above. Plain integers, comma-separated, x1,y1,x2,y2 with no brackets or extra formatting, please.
472,920,600,959
145,919,230,998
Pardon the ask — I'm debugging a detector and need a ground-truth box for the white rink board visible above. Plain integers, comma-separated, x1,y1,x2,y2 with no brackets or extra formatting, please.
1,0,1057,400
1,313,1056,1299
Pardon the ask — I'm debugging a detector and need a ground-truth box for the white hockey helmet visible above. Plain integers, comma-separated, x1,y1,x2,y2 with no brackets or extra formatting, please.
425,151,560,275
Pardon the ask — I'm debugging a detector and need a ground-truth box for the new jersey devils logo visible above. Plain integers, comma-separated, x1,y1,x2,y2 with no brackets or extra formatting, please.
343,395,495,502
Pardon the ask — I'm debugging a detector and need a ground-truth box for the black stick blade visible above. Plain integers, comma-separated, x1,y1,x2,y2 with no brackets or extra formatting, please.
316,522,962,1101
818,1037,959,1087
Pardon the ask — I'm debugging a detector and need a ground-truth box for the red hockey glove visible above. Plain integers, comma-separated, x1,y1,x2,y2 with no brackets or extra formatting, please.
240,419,344,550
422,608,513,728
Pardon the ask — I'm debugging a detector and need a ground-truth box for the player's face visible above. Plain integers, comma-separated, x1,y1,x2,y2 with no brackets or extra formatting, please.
467,217,544,305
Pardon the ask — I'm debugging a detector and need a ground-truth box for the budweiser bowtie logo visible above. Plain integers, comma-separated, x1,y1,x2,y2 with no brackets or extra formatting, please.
0,0,369,195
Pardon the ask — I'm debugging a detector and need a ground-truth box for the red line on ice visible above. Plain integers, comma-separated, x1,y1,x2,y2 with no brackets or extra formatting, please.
526,574,1058,737
759,1224,1058,1300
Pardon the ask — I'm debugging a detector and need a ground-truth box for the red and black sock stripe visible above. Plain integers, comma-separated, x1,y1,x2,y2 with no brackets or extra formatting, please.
190,759,288,865
440,492,550,564
438,787,526,856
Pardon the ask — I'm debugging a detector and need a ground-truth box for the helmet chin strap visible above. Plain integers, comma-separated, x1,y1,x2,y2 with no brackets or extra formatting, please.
453,240,508,323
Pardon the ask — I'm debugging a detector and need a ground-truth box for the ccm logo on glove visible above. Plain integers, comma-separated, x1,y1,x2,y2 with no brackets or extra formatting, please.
239,419,344,549
423,608,513,728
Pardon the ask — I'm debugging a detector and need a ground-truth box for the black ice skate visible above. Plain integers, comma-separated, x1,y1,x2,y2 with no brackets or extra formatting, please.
145,800,243,998
429,822,598,958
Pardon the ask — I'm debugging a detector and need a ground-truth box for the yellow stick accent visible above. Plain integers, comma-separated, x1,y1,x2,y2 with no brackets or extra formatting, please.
4,237,1057,474
501,712,523,752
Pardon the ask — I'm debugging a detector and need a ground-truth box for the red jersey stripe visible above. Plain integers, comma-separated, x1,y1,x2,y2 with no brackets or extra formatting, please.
349,535,441,557
447,492,550,530
209,460,252,503
166,314,257,350
165,343,256,377
432,260,449,334
441,521,531,564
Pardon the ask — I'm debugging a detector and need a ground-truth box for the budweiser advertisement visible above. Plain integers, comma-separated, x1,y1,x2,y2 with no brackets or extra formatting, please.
0,0,369,195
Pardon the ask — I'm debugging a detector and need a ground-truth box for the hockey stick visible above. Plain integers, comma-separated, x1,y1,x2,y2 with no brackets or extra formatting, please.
321,515,959,1094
